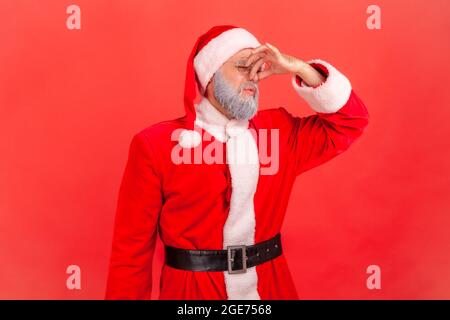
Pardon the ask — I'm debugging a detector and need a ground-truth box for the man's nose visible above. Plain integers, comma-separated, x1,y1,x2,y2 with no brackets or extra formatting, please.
247,62,266,82
247,72,259,82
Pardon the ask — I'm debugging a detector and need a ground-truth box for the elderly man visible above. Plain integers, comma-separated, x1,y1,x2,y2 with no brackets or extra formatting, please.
105,25,369,300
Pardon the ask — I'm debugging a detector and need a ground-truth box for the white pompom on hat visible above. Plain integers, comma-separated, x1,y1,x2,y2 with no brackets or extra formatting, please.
179,25,261,148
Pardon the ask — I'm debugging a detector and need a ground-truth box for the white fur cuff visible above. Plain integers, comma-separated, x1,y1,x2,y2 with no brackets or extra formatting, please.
291,59,352,113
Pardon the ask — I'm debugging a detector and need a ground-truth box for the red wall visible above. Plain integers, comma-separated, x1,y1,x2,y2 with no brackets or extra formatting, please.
1,0,449,299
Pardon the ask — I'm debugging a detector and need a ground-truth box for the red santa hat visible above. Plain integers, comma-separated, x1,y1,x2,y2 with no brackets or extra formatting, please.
178,25,261,148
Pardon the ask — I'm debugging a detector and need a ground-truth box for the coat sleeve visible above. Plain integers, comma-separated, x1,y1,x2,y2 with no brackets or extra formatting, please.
279,59,369,175
105,132,163,299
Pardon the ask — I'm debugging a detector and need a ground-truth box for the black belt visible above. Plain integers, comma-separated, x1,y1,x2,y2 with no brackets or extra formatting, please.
164,233,282,274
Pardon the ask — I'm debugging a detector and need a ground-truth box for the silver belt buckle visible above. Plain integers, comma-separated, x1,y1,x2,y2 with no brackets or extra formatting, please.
227,245,247,274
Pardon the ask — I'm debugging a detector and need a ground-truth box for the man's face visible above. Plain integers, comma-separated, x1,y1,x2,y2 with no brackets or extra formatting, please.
209,48,261,120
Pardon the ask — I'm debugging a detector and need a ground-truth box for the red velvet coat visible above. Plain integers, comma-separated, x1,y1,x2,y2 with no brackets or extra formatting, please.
105,59,369,300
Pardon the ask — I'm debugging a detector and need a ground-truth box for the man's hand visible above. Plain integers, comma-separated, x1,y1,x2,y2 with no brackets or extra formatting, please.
245,42,326,87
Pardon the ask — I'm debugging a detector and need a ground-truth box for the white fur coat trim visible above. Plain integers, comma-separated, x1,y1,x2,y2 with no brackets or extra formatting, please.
291,59,352,113
193,97,261,299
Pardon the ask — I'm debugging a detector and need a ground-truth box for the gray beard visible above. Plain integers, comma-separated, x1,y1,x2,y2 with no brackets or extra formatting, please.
213,69,259,120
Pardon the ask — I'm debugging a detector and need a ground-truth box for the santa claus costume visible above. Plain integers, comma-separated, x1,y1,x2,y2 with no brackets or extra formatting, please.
105,25,369,300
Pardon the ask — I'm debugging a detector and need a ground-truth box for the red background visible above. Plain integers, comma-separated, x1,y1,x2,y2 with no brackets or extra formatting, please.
1,0,449,299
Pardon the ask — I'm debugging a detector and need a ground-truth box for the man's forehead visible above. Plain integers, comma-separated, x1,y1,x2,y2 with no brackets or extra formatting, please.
229,48,254,62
